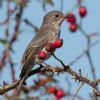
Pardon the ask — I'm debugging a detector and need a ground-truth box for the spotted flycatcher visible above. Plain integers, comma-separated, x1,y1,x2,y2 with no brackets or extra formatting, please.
17,10,65,95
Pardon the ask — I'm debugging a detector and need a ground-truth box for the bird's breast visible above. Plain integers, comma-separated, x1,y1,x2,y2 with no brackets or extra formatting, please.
48,25,60,42
34,25,60,64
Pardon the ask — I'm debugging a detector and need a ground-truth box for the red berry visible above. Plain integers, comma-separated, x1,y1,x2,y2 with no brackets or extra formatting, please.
45,43,56,52
54,97,60,100
56,89,65,98
79,6,87,17
54,39,63,48
49,86,57,94
69,23,78,32
38,51,47,59
66,13,76,23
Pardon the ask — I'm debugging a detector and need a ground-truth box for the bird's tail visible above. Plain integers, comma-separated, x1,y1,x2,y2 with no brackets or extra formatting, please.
16,72,28,96
17,64,33,95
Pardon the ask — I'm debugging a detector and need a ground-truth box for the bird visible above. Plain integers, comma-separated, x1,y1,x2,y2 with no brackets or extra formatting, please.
17,10,65,95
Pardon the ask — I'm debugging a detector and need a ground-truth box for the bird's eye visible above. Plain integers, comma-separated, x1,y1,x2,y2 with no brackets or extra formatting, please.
55,14,59,18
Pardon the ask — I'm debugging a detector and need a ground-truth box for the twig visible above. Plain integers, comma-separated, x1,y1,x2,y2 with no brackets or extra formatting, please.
69,39,100,66
60,0,64,11
72,82,84,100
52,53,67,68
0,81,19,95
23,19,38,32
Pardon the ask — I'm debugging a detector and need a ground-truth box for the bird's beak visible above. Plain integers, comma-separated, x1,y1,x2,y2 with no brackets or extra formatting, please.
64,13,72,19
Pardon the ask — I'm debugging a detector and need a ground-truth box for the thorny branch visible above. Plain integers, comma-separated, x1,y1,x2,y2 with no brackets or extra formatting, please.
0,60,100,95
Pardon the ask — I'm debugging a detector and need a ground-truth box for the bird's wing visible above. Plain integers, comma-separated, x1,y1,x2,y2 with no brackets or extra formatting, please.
21,25,52,67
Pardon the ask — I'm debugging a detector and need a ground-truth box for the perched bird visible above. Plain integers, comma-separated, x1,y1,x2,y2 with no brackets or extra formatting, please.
17,10,65,95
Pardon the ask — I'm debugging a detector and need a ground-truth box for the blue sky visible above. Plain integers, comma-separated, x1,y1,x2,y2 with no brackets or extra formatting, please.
0,0,100,99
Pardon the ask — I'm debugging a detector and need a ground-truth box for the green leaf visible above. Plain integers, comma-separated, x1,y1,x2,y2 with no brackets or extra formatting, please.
46,0,54,6
0,38,9,45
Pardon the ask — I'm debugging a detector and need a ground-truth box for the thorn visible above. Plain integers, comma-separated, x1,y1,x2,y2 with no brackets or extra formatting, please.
3,81,7,86
79,69,82,76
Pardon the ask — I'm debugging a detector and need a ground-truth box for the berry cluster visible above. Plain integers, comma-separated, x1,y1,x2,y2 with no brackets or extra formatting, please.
66,6,87,33
49,86,65,100
38,39,63,59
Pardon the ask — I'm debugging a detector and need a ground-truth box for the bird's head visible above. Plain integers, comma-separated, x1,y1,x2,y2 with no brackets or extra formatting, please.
43,10,65,26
